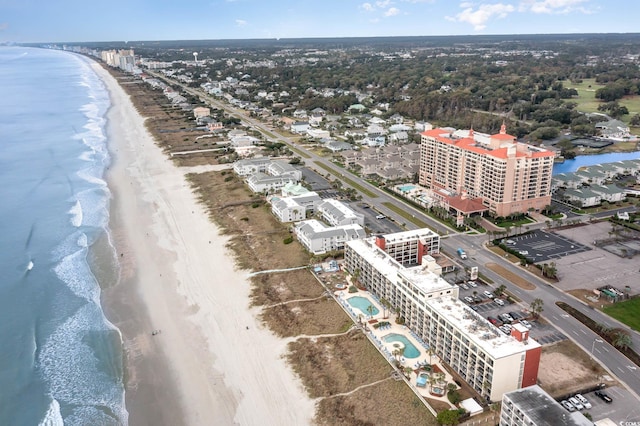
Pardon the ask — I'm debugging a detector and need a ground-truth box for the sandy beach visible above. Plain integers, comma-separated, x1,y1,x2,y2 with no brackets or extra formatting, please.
93,62,315,425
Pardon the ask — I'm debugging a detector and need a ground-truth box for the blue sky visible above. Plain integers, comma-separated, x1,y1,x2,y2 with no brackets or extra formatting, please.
0,0,636,43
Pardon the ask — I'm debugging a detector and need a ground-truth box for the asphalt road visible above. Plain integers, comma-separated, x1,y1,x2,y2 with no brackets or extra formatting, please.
151,71,640,401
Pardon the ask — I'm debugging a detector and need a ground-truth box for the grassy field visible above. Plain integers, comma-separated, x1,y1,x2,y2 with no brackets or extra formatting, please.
568,78,640,126
603,298,640,331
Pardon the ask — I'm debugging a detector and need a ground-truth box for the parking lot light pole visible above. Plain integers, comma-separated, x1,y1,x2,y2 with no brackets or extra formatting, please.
591,338,603,357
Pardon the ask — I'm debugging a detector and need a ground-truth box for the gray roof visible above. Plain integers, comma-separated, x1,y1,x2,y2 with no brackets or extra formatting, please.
504,385,593,426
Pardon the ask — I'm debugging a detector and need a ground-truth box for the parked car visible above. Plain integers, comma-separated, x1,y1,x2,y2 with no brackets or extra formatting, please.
483,290,494,299
568,397,584,410
464,296,474,304
518,250,529,255
499,313,514,323
561,400,576,412
499,325,512,334
459,283,469,290
574,394,591,409
468,281,478,288
509,311,523,320
375,214,386,220
519,320,532,329
494,298,505,306
487,316,501,325
595,390,613,403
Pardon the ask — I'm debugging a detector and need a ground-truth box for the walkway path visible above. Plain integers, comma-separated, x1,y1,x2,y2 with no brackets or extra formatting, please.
247,265,308,277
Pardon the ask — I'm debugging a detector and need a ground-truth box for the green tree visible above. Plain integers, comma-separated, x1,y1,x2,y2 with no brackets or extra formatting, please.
530,298,544,318
366,304,375,319
612,331,633,351
437,409,461,426
495,284,507,297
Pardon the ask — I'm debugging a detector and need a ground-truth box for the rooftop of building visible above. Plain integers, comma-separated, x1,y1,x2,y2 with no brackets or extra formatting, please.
374,228,440,244
426,297,541,359
346,237,452,296
296,219,366,239
422,126,555,160
504,385,593,426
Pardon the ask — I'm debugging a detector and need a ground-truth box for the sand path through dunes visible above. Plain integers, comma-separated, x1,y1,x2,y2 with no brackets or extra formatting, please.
94,62,315,425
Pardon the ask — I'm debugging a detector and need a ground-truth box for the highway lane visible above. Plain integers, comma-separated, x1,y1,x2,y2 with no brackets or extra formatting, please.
150,71,640,399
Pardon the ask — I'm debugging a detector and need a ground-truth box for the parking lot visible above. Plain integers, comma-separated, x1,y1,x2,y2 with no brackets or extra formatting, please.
504,230,591,264
457,282,566,344
579,386,640,424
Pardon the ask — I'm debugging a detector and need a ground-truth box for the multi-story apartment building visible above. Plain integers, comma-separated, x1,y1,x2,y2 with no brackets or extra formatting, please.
317,199,365,227
344,230,541,402
500,385,593,426
419,125,555,217
295,219,365,255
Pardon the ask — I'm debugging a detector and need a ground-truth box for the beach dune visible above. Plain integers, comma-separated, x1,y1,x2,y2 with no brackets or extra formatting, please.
94,62,315,425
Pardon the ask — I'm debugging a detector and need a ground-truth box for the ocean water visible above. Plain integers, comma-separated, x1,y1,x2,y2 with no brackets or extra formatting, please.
0,47,127,425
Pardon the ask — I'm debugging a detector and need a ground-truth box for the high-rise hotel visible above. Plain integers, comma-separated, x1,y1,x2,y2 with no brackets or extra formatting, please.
419,125,555,217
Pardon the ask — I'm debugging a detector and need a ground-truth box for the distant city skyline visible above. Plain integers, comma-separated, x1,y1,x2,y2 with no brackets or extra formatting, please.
1,0,637,44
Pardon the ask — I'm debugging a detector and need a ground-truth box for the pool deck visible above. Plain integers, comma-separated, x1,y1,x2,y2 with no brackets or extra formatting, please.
335,287,457,408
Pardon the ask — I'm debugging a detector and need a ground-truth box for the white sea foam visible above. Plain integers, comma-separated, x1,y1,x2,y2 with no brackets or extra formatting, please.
69,200,83,227
53,244,99,304
38,304,128,426
38,397,64,426
73,187,109,230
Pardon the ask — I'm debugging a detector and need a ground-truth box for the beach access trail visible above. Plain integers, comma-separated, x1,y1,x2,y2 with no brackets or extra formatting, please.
94,61,315,425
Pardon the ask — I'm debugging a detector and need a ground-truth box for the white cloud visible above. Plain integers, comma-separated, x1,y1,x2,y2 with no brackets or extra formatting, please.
519,0,589,14
0,23,7,32
385,7,401,16
361,2,375,11
235,19,247,26
450,3,515,30
376,0,393,7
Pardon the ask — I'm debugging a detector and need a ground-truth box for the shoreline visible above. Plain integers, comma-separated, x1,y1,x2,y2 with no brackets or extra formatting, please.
92,61,315,425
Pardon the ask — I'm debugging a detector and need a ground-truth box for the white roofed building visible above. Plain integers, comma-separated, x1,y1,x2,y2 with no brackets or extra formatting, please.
295,219,366,255
271,192,321,223
344,229,541,402
247,173,296,194
317,199,364,226
233,157,271,176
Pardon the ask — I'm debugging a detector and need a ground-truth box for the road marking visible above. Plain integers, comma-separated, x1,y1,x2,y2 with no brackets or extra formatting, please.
561,314,570,318
580,329,587,334
628,365,637,370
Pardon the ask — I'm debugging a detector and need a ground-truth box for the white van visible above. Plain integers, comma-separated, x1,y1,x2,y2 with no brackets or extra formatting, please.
376,214,386,220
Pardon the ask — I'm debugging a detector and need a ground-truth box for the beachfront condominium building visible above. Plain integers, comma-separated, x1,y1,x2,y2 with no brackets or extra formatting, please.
500,385,593,426
344,230,541,402
295,219,365,255
419,125,555,217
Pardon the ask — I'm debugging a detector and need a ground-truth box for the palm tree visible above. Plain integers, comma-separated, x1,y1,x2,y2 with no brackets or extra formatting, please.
613,331,633,351
494,285,507,298
366,304,375,319
530,298,544,318
426,346,435,366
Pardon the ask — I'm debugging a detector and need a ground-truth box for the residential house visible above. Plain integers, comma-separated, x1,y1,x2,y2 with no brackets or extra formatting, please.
193,106,210,119
590,184,625,203
563,187,601,207
290,121,310,134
